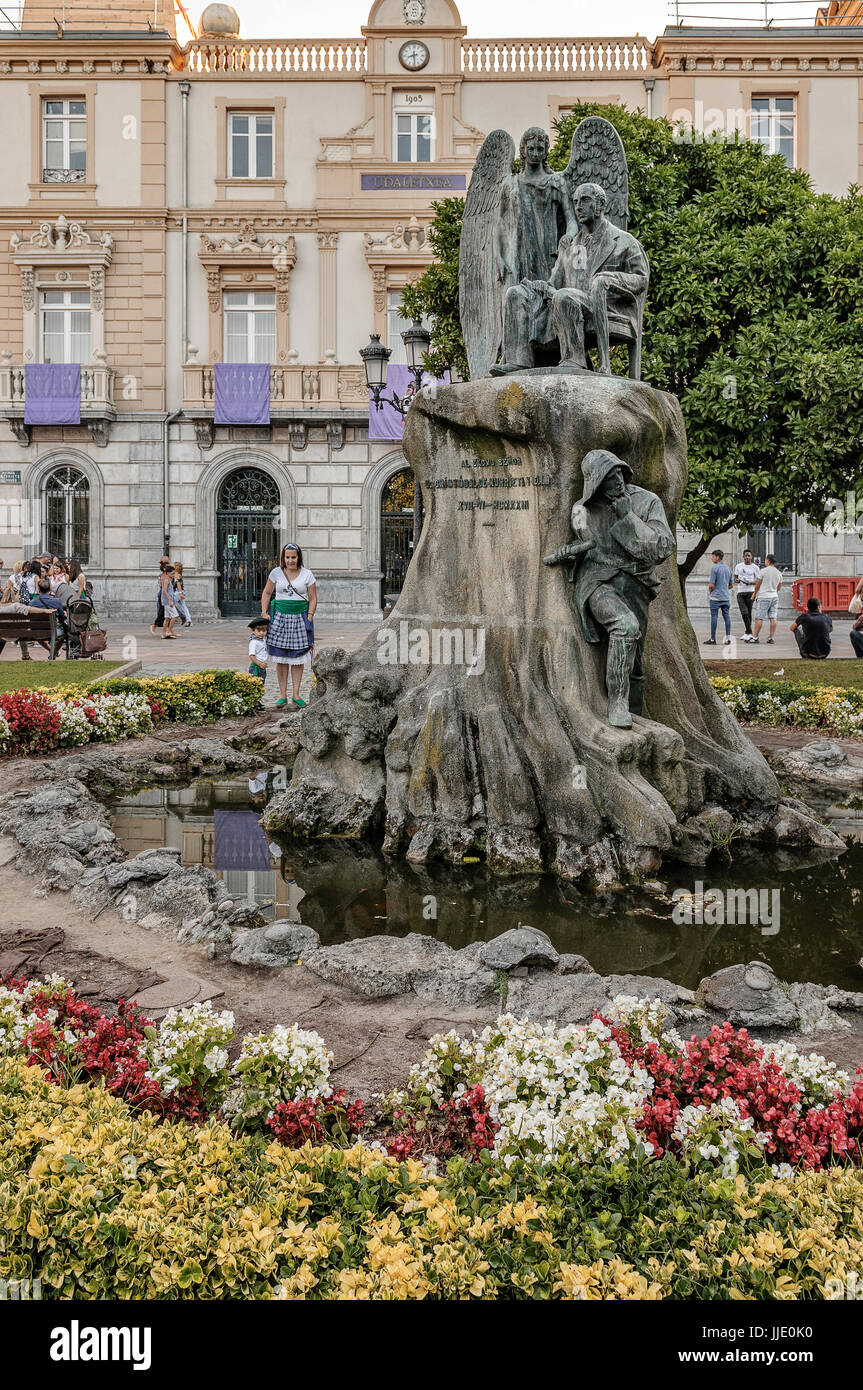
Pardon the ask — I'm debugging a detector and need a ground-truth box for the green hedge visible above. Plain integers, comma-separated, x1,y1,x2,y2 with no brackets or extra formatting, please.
710,675,863,737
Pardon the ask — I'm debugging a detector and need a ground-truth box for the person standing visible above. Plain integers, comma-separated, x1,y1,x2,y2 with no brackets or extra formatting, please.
160,563,179,639
149,555,171,635
260,543,317,708
790,596,832,659
704,548,733,646
850,611,863,659
172,561,192,627
751,554,782,645
733,549,760,641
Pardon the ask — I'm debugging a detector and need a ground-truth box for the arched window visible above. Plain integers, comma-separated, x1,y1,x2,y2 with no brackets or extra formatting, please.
43,465,89,562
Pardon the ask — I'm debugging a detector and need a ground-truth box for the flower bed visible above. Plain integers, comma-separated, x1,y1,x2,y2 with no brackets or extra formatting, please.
710,674,863,737
3,977,863,1298
3,1057,863,1300
0,668,262,759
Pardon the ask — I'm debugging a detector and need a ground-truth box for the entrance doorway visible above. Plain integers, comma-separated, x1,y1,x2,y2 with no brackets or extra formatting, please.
216,468,280,616
381,465,421,609
746,524,795,573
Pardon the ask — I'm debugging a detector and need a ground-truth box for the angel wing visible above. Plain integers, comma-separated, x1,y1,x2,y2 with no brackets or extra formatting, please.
458,129,516,379
565,116,629,231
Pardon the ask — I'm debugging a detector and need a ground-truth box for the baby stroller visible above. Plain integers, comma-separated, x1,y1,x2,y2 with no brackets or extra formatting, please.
66,594,104,660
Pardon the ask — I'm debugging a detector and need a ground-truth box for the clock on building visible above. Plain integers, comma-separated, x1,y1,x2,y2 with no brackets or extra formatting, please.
399,39,429,71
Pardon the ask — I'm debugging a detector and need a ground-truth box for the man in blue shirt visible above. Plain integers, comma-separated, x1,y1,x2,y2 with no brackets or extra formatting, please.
704,548,734,645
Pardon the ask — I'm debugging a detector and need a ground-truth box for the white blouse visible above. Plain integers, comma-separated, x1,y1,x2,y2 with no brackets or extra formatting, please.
269,565,316,599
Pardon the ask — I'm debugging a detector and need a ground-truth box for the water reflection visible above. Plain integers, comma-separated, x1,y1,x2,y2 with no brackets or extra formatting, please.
110,776,863,991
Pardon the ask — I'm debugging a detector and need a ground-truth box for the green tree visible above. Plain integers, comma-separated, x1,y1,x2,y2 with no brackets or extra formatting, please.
402,104,863,584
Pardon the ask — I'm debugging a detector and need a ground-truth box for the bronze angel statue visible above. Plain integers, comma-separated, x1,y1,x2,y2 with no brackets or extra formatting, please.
458,116,649,381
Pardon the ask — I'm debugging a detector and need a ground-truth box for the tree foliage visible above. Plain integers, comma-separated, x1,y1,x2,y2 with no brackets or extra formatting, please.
402,104,863,576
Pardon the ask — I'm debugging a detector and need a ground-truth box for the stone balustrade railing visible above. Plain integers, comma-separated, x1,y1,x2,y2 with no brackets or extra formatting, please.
182,361,369,410
182,39,368,75
180,36,652,77
461,37,651,74
0,360,115,411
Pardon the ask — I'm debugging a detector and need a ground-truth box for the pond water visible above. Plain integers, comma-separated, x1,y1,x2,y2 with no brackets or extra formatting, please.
110,774,863,992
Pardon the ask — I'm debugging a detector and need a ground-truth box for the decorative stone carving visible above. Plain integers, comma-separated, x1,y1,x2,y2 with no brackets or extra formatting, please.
206,268,221,312
89,265,104,312
288,422,308,451
372,266,387,312
327,421,345,451
303,370,320,401
194,420,216,451
20,268,35,313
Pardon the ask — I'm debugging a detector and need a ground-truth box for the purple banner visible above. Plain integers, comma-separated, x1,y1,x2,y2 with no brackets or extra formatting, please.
24,364,81,425
368,366,448,441
214,362,271,426
213,809,272,872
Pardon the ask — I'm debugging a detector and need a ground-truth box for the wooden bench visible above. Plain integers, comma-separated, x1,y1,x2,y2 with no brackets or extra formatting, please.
0,608,65,661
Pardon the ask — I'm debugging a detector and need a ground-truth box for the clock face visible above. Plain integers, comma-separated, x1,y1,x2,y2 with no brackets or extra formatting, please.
399,40,429,71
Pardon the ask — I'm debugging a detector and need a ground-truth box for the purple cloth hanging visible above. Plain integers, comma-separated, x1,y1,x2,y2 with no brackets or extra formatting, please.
24,364,81,425
213,809,272,872
213,362,271,425
368,366,448,441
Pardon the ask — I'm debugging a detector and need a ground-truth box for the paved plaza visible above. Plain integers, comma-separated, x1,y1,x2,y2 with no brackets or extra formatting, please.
2,613,861,687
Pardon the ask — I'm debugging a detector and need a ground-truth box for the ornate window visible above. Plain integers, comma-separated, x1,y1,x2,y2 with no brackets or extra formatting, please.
218,468,280,512
10,215,112,365
43,465,90,562
198,223,295,365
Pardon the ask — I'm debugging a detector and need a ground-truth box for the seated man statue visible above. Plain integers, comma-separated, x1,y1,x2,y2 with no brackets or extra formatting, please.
544,449,676,728
495,182,648,375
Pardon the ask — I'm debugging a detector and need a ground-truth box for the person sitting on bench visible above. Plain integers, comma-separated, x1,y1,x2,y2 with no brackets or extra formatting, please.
790,596,832,660
27,578,67,655
0,599,64,657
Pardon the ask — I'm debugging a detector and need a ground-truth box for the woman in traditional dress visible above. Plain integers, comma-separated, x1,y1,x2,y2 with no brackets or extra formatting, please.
260,543,317,708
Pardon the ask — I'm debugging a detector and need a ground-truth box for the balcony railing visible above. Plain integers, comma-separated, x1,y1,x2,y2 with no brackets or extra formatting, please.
461,37,651,74
182,360,368,410
179,35,652,77
0,355,116,447
182,39,368,74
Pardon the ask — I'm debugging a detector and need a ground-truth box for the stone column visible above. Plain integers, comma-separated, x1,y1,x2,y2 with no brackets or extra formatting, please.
317,231,339,364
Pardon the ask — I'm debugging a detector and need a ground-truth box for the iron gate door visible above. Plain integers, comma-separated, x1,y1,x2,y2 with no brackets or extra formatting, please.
217,470,280,616
381,513,414,607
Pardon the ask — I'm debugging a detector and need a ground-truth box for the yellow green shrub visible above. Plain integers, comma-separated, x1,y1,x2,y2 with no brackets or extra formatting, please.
3,1059,863,1300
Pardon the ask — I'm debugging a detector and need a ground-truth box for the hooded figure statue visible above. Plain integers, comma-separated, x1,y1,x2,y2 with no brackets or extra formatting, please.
544,448,676,728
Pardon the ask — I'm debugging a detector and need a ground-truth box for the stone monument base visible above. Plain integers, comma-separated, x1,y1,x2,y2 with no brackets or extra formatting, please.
263,373,842,883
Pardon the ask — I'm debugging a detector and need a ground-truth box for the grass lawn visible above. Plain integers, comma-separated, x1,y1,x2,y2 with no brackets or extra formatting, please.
704,658,863,690
0,660,126,693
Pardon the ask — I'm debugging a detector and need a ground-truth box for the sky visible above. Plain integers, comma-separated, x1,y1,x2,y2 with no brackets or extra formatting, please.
189,0,824,42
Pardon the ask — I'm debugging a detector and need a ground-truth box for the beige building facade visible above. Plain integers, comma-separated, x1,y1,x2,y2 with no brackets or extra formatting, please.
0,0,861,620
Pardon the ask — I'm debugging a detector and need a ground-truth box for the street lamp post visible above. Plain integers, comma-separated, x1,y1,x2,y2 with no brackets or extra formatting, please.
360,319,432,417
